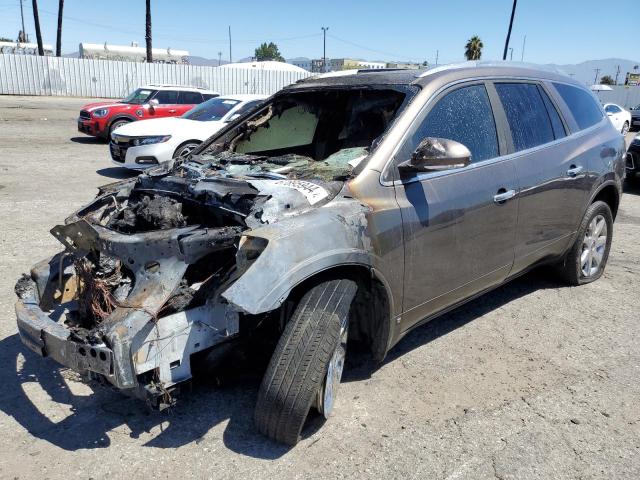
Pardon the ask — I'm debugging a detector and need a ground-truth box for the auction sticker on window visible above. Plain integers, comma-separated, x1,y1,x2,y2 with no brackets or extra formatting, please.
273,180,329,205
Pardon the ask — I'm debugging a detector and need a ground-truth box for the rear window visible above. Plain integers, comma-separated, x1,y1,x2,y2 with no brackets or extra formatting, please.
553,83,603,131
496,83,555,151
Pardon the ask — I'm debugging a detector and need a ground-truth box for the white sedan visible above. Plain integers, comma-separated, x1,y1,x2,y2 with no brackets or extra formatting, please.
109,94,267,169
604,103,631,135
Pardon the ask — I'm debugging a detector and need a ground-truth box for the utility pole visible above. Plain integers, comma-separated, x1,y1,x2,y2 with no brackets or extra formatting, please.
228,26,232,63
31,0,44,55
520,35,526,62
145,0,152,62
19,0,27,42
502,0,518,60
614,65,621,85
508,47,513,61
218,51,222,66
55,0,63,57
593,68,601,85
321,26,329,72
435,49,438,66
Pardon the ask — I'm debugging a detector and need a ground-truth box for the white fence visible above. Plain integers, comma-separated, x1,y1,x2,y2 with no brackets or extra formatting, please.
593,86,640,110
0,54,312,98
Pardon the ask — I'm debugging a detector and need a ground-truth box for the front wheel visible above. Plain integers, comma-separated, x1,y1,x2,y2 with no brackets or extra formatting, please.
173,141,201,160
622,121,630,135
254,279,357,445
558,201,613,285
108,119,130,137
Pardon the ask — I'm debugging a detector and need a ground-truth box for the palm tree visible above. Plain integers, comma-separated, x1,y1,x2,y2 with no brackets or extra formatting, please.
145,0,152,62
31,0,44,55
465,36,483,61
56,0,64,57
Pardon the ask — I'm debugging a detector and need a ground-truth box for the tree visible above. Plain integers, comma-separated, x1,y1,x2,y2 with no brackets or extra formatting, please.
465,36,483,61
31,0,44,55
145,0,152,62
56,0,63,57
0,37,14,42
254,42,284,62
600,75,615,86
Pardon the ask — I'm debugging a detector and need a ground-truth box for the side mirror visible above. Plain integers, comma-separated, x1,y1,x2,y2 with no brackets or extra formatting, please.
398,137,471,174
148,98,159,108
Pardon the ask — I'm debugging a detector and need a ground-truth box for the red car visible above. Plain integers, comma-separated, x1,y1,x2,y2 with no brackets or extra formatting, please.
77,84,220,139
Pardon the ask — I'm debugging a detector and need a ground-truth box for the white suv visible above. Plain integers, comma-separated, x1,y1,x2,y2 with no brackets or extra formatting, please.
110,94,266,169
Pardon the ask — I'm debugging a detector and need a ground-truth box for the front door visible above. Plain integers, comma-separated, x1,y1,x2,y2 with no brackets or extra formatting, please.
147,90,181,118
392,83,519,331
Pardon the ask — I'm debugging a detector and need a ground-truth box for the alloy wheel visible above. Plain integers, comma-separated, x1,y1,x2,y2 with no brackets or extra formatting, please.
580,214,608,278
315,315,348,419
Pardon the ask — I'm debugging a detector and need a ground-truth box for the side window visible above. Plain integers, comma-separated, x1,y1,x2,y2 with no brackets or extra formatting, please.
495,83,554,151
552,83,604,130
153,90,180,104
538,85,566,139
179,91,203,104
605,104,620,114
398,84,499,164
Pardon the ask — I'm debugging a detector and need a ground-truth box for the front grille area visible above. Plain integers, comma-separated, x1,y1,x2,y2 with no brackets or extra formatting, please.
79,110,91,120
109,140,129,163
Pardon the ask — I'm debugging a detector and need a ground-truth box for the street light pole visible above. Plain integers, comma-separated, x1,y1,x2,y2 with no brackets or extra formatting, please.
321,26,329,72
19,0,27,42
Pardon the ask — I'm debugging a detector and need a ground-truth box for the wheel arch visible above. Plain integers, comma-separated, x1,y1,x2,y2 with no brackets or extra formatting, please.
172,139,202,158
589,181,620,219
281,264,395,362
107,114,137,133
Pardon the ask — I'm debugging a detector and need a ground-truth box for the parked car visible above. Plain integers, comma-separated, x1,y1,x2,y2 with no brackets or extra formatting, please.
630,104,640,131
109,94,267,169
16,63,625,446
77,85,219,139
626,133,640,182
603,103,631,134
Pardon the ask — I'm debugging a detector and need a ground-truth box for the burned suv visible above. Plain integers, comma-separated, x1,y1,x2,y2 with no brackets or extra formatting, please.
15,63,625,446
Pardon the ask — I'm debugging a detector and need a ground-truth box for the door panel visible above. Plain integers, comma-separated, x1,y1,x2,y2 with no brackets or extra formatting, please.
396,160,518,331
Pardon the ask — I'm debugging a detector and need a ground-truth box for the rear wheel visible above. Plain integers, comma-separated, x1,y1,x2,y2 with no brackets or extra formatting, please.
558,201,613,285
254,279,357,445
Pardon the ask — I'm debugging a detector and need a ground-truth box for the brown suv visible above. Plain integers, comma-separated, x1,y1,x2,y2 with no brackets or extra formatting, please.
16,62,625,445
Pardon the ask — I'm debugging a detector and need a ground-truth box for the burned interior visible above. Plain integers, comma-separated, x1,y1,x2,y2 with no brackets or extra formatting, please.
14,83,412,409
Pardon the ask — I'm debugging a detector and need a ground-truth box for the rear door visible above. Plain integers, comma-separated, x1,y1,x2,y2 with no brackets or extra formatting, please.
492,81,587,272
392,82,519,331
177,91,205,115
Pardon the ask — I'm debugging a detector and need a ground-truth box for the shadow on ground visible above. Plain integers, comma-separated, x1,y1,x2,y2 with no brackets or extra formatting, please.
0,268,561,457
70,137,107,145
96,167,139,179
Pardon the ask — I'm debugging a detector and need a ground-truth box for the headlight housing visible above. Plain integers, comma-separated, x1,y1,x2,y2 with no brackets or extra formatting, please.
131,135,172,146
92,108,109,118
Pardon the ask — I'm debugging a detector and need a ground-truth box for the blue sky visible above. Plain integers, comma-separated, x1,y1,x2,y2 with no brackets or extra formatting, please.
0,0,636,64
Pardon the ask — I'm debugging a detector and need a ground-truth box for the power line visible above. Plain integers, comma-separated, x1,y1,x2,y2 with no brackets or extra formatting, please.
327,33,418,61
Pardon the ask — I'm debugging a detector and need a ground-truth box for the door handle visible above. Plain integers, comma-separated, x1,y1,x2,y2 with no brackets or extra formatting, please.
168,109,176,113
493,189,516,204
566,165,583,177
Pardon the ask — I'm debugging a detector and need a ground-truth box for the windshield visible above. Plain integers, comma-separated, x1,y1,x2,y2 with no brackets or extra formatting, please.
122,88,155,105
182,97,241,121
187,87,414,182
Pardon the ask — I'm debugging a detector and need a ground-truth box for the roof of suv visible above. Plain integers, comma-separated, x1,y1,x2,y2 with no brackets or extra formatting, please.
286,61,580,91
141,84,219,93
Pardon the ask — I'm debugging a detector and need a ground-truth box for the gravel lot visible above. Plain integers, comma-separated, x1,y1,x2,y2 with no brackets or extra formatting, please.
0,95,639,480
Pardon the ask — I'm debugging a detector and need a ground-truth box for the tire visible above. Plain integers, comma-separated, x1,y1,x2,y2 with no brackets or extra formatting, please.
109,119,130,137
254,279,357,446
558,200,613,286
173,141,201,160
622,121,630,135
